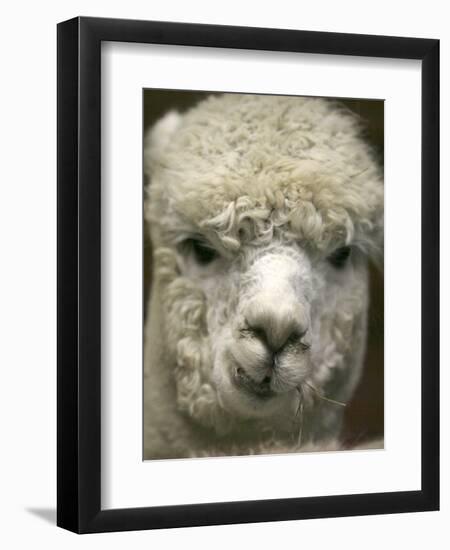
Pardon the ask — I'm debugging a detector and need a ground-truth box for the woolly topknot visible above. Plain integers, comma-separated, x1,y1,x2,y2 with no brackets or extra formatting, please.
145,94,383,261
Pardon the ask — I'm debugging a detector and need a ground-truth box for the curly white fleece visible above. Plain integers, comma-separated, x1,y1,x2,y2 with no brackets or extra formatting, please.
143,94,383,459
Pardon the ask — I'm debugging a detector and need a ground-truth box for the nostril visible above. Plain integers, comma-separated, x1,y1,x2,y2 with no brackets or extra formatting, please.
243,320,273,347
285,329,308,347
249,325,267,343
262,375,271,384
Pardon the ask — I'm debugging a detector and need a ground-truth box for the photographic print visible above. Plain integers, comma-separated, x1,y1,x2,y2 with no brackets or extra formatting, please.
143,91,384,460
57,17,438,532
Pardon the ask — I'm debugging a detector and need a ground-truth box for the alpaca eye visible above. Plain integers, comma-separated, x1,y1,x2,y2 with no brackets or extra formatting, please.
185,238,218,265
327,246,351,268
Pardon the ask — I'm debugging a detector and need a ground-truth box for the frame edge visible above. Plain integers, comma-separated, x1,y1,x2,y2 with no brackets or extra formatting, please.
57,16,81,533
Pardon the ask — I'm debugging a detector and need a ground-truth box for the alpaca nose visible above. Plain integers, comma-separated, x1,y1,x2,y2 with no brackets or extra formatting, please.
244,299,309,353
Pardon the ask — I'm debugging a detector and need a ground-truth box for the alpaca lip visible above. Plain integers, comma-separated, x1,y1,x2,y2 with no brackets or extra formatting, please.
233,367,275,399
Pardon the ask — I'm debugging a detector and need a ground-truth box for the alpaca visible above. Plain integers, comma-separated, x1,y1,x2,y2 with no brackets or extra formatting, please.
143,93,383,459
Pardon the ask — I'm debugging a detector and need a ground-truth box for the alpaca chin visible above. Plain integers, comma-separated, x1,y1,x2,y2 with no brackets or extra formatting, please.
212,351,298,421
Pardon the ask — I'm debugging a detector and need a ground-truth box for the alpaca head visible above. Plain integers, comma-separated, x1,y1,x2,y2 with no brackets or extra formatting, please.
144,94,383,436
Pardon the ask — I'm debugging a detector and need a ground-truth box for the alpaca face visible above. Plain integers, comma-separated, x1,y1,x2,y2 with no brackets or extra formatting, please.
170,230,368,423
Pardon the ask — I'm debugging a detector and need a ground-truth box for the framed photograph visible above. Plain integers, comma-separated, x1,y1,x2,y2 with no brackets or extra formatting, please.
57,16,439,533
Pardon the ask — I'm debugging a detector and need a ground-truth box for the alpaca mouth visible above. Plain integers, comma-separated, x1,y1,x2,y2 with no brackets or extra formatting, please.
233,367,275,399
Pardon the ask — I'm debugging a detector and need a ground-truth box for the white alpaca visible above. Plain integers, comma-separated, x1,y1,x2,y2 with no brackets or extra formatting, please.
143,94,383,459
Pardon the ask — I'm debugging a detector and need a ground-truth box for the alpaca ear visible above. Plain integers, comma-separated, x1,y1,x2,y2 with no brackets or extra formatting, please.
144,110,182,178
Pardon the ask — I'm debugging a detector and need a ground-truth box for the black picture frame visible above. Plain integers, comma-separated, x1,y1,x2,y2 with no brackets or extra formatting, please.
57,16,439,534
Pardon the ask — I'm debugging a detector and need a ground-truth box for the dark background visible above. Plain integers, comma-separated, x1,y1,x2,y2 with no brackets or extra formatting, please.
143,90,384,445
